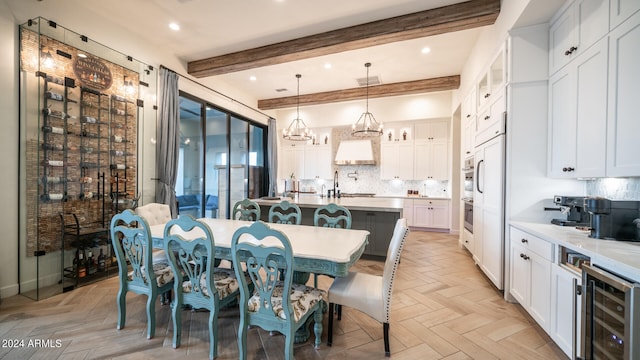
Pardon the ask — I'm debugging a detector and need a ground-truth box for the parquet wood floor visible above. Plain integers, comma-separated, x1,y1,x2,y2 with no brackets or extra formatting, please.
0,230,567,359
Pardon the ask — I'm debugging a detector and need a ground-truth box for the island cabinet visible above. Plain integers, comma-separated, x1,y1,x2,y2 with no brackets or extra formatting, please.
412,199,449,229
509,227,553,332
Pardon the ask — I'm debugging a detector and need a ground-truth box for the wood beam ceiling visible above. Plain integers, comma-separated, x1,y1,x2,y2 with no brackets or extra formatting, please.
257,75,460,110
187,0,500,78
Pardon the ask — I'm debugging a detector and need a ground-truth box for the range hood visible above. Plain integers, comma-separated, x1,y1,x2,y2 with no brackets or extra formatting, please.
334,139,375,165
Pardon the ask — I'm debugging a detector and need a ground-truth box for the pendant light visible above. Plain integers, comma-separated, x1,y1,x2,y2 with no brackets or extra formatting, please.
352,62,383,137
282,74,312,141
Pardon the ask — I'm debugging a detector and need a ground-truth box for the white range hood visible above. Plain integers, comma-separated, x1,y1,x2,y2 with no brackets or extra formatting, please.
334,139,375,165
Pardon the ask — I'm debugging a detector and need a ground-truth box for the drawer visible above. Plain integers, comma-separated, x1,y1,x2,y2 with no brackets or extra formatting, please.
413,199,448,207
510,227,554,261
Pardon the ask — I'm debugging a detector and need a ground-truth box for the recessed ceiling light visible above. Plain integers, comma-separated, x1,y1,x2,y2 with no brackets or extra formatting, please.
249,76,257,81
421,47,431,54
77,53,87,58
324,63,332,69
169,22,180,31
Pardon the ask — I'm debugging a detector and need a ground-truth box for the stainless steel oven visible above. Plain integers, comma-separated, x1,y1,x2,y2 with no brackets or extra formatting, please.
580,264,639,360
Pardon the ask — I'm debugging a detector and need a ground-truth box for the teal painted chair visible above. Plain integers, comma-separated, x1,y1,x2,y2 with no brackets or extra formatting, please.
164,215,240,360
231,221,325,360
231,199,261,221
312,203,352,287
110,209,174,339
327,218,409,357
268,200,302,225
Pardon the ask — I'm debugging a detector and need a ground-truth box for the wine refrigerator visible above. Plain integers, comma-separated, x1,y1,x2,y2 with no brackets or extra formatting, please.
580,264,639,360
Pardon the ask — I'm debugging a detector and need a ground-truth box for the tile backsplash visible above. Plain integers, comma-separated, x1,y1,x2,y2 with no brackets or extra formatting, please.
587,178,640,200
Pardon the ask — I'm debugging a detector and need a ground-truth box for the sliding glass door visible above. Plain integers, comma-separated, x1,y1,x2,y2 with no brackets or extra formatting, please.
177,92,267,218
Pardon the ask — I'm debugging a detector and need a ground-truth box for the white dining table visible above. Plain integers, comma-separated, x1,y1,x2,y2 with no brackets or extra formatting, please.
149,218,370,278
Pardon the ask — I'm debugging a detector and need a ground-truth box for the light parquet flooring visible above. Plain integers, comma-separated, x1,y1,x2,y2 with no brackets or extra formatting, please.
0,230,567,360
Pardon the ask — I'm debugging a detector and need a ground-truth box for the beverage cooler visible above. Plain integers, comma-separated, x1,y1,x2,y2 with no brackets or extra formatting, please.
581,264,640,359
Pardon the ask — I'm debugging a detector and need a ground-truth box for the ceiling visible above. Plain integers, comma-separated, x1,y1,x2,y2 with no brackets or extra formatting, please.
5,0,564,108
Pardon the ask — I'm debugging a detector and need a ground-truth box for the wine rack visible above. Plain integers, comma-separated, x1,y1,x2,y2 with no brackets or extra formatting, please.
109,95,138,213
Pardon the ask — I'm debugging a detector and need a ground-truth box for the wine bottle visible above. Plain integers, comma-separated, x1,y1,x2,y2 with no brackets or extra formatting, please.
81,130,99,138
110,150,124,156
80,162,99,169
42,125,66,134
80,146,93,153
80,176,93,184
79,191,94,200
45,91,64,101
87,250,96,275
110,164,127,170
80,116,97,124
40,193,64,201
45,75,64,86
77,251,87,278
40,176,67,184
42,159,64,167
97,248,106,272
112,95,126,102
111,135,127,143
43,108,67,119
111,108,126,116
42,143,64,151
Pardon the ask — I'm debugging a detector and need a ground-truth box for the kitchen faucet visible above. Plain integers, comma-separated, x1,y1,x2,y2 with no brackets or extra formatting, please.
333,170,339,198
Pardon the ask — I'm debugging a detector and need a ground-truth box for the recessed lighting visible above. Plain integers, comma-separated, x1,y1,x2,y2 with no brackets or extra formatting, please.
421,47,431,54
324,63,332,69
249,76,257,81
77,53,87,58
169,22,180,31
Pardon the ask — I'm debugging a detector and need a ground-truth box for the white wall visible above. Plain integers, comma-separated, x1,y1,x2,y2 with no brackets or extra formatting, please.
0,1,19,298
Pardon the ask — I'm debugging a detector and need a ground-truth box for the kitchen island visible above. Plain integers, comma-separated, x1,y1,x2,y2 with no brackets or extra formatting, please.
254,195,403,257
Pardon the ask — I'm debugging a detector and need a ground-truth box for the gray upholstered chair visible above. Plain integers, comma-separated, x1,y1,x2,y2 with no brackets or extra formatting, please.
327,218,409,356
231,221,325,360
231,199,261,221
110,209,174,339
164,215,240,360
267,200,302,225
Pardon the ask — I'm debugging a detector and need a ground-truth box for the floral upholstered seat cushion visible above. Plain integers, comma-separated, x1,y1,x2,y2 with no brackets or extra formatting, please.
128,262,174,287
181,268,239,299
247,282,325,322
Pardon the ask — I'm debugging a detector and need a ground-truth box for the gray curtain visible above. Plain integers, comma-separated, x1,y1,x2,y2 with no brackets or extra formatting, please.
267,118,278,197
156,68,180,217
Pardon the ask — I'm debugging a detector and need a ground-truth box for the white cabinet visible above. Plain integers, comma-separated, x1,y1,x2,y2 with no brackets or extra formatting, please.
474,135,505,290
303,144,332,179
380,141,414,180
413,199,449,229
509,227,553,332
475,91,505,146
281,143,305,180
414,120,448,141
461,228,473,252
610,0,640,30
403,199,414,227
461,89,477,122
606,11,640,176
549,0,610,75
548,37,608,178
550,264,582,358
414,140,449,181
477,45,506,110
462,118,475,159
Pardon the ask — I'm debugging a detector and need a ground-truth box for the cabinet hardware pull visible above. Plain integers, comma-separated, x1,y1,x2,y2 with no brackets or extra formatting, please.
521,238,528,243
564,46,578,56
484,116,490,120
523,255,530,260
484,93,490,98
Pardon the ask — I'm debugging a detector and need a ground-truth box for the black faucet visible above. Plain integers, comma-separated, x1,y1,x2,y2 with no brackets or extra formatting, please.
333,170,339,198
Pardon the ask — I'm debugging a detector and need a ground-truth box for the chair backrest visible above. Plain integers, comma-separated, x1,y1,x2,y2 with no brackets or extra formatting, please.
231,221,295,321
382,218,409,322
164,215,216,306
232,199,261,221
135,203,172,226
313,203,352,229
268,200,301,225
110,209,155,288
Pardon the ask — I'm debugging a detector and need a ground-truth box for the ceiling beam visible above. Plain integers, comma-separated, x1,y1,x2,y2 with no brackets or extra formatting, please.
188,0,500,78
257,75,460,110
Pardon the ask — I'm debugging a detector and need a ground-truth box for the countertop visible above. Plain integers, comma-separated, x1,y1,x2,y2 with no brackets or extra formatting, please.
375,194,451,200
253,194,404,213
510,221,640,282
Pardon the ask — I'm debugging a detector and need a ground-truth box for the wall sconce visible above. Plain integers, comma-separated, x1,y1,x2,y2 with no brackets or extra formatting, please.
41,47,54,69
124,75,135,95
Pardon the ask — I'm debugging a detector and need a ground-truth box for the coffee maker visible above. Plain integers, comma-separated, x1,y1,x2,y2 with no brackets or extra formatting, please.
550,195,590,227
583,197,640,241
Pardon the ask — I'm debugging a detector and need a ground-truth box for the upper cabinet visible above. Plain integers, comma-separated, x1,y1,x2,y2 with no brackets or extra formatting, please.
280,130,333,180
414,120,449,142
461,88,477,122
610,0,640,30
380,141,415,180
606,10,640,176
477,46,506,110
549,0,610,75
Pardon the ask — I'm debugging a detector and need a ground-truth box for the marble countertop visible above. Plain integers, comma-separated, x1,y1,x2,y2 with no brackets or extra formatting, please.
253,194,404,212
510,221,640,282
376,194,451,200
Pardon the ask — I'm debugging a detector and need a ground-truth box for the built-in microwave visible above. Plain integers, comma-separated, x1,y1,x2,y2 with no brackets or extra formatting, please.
462,157,474,201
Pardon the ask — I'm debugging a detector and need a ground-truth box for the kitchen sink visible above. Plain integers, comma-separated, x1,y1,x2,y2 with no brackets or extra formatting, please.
339,193,376,198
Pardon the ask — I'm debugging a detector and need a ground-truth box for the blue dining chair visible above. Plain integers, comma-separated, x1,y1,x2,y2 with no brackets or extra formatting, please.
312,203,352,287
231,221,325,360
268,200,302,225
232,199,261,221
110,209,174,339
327,218,409,357
164,215,240,360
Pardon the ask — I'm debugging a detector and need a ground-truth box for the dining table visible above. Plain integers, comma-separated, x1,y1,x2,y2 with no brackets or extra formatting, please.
149,217,369,344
